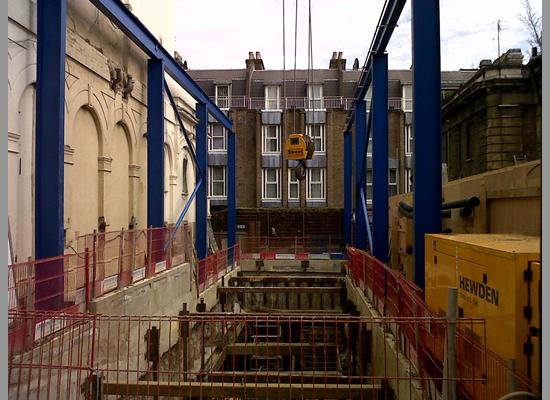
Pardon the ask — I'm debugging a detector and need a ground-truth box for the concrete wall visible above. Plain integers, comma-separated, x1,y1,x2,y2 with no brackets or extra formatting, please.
8,0,198,262
389,160,541,280
345,276,424,400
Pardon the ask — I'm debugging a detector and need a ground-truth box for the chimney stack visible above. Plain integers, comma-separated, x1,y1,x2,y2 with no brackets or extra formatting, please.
246,50,265,70
329,51,346,70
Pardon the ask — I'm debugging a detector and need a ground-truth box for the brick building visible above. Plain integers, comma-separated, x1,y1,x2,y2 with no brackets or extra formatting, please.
188,52,475,236
442,49,542,180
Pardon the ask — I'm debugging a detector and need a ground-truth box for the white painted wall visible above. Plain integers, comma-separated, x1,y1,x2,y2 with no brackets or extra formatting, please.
8,0,198,262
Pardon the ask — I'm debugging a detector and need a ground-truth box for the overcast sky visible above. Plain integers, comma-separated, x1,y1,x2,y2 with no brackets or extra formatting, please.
172,0,542,71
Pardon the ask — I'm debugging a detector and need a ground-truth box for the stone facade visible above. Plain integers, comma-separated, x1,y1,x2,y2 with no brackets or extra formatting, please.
8,0,197,262
442,49,542,181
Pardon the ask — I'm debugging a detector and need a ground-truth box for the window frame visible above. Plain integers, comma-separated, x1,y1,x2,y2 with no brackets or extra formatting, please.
261,125,281,154
208,166,227,198
306,124,326,153
262,168,281,200
288,169,300,201
264,85,280,110
208,123,227,152
307,84,324,110
366,169,373,205
402,84,413,112
404,124,413,155
215,84,230,109
306,167,326,201
389,168,398,197
404,168,413,193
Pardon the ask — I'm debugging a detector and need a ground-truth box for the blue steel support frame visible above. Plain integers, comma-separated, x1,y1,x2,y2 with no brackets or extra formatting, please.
354,100,369,250
372,53,389,262
344,0,407,132
196,103,209,260
147,58,165,228
34,0,67,309
227,130,237,249
412,0,442,290
343,131,353,245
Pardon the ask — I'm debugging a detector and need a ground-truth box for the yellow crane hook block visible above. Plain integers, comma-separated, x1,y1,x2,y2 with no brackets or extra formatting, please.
285,133,315,161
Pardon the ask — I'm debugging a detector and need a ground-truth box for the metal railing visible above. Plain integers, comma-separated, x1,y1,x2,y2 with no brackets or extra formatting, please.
238,235,346,259
196,244,240,293
9,310,488,399
346,246,541,400
211,96,404,111
9,226,198,314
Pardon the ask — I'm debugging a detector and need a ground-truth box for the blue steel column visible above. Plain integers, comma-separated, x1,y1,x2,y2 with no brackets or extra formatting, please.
196,103,208,260
412,0,442,290
354,100,368,250
35,0,67,309
147,58,165,228
372,53,389,263
343,131,353,245
227,129,236,249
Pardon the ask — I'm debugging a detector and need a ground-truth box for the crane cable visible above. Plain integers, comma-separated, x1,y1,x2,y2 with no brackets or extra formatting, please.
293,0,298,133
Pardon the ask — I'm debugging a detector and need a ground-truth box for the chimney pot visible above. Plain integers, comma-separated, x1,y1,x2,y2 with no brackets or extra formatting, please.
338,51,343,59
249,52,255,59
256,51,262,59
332,52,337,60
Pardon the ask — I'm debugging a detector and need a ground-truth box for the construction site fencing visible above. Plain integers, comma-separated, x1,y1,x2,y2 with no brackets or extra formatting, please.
9,310,490,399
346,246,541,400
239,235,346,259
8,226,196,315
197,244,240,293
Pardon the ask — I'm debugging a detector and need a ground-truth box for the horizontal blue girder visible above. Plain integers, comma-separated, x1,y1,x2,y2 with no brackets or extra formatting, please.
344,0,407,132
89,0,232,129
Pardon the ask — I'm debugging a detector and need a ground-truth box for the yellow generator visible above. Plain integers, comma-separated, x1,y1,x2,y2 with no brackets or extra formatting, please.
425,234,540,387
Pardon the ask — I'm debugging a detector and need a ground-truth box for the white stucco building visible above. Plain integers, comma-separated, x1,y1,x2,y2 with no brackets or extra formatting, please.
8,0,198,263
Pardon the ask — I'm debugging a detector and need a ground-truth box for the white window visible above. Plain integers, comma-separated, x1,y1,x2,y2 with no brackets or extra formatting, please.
306,124,325,153
262,125,281,153
405,124,413,154
262,168,281,200
404,168,413,193
366,169,373,205
215,85,230,109
307,84,323,109
265,85,280,110
208,166,226,198
367,135,373,155
306,168,326,201
208,124,226,151
402,84,413,112
288,169,300,200
389,169,398,197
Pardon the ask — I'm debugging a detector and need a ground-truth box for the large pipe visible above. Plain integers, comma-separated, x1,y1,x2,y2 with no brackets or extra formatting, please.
398,204,451,219
441,196,480,210
398,196,480,218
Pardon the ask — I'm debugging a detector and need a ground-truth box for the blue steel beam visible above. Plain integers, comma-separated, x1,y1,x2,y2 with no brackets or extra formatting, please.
89,0,232,129
372,53,389,263
162,79,204,251
344,0,407,133
354,100,368,250
343,131,353,245
196,103,209,260
34,0,67,309
412,0,442,290
147,58,165,228
227,130,236,249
